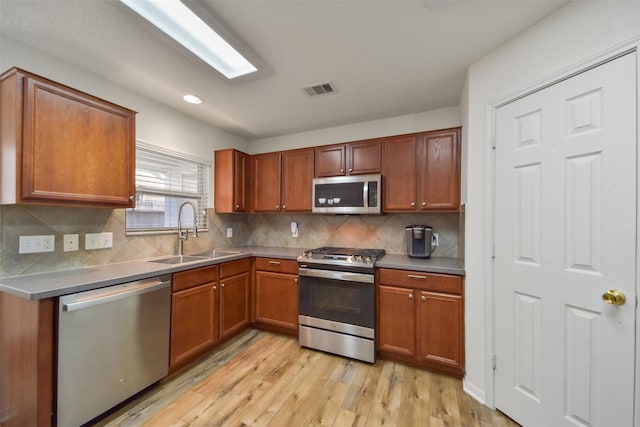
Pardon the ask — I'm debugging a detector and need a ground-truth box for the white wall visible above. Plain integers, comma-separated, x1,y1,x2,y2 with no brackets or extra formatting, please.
1,34,248,207
463,1,640,405
247,106,461,154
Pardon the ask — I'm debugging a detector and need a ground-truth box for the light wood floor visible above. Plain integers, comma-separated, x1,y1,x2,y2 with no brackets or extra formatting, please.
97,330,519,427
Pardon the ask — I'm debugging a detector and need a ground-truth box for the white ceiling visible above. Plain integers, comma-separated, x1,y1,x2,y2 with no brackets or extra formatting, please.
0,0,566,140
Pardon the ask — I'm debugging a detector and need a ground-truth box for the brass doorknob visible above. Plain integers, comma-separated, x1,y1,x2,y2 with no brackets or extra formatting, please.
602,289,626,305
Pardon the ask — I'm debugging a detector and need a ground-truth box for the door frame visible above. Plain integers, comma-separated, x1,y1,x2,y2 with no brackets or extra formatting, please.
484,39,640,423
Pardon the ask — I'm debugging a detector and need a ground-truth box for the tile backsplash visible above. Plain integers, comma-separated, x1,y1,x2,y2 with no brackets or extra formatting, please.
246,212,460,257
0,205,461,277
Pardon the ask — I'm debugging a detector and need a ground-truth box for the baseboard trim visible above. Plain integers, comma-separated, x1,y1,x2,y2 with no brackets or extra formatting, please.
463,378,488,407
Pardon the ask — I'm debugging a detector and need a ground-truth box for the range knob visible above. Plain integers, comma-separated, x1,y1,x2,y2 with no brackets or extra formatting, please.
365,256,372,263
352,255,364,263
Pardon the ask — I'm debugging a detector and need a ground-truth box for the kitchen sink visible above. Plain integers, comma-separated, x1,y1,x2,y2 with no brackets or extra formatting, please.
190,250,240,258
147,255,208,264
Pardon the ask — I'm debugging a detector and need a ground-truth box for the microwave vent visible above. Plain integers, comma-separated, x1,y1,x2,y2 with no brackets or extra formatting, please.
302,82,336,97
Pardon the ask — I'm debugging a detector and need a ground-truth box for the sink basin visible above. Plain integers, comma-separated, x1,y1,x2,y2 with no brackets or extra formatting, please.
191,250,240,258
147,255,207,264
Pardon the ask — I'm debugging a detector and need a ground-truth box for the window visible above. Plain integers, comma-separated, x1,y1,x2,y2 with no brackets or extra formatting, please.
126,143,210,235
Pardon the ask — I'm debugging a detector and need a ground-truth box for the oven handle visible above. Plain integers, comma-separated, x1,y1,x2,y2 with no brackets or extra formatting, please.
298,267,374,284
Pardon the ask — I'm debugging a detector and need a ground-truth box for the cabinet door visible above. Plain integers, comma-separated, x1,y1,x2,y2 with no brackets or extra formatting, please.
214,149,248,213
170,282,218,368
416,291,463,372
255,271,299,332
219,272,250,340
252,152,282,212
315,145,345,177
419,128,460,211
281,149,314,212
22,75,135,207
347,140,381,175
233,150,249,212
377,285,416,357
382,135,418,211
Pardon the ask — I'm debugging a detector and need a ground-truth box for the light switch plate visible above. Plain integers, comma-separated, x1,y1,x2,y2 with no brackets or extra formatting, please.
226,228,233,238
19,235,55,254
85,232,113,250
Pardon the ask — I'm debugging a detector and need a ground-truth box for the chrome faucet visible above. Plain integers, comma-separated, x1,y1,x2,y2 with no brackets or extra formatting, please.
177,201,198,255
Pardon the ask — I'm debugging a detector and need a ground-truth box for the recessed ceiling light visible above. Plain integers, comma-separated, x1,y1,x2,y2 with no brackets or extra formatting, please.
119,0,257,79
183,94,203,104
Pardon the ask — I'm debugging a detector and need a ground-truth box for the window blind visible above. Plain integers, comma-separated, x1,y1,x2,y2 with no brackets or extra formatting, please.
126,144,209,234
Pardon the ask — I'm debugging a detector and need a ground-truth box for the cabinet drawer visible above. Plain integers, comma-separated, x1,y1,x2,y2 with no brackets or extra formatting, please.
173,265,217,292
378,268,462,295
220,258,251,279
255,257,298,274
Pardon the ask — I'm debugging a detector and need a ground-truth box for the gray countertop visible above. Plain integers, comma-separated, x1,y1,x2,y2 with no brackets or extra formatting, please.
0,246,464,300
376,254,465,276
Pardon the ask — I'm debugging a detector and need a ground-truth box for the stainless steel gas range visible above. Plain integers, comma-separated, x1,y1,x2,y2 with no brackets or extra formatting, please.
297,247,385,363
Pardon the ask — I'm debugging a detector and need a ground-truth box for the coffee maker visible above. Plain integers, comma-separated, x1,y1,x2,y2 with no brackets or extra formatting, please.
405,225,437,258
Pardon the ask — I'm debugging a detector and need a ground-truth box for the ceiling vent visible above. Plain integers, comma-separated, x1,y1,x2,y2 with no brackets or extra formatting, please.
302,82,336,97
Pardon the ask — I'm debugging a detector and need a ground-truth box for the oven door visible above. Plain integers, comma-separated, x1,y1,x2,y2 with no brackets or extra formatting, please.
298,267,375,330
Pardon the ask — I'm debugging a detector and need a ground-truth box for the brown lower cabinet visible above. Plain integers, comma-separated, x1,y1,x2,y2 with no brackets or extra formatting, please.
219,259,251,340
253,257,299,335
0,257,465,427
377,268,464,377
170,258,250,371
170,265,219,368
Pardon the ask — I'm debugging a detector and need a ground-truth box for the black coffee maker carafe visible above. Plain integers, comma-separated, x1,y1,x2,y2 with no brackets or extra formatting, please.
405,225,437,258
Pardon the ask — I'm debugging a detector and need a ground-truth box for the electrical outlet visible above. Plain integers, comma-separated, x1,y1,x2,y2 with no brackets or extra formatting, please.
63,234,79,252
19,235,55,254
85,232,113,250
227,228,233,238
433,233,439,247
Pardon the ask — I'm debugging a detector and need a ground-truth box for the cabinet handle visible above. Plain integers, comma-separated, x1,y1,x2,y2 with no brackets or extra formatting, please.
349,168,353,172
235,204,240,209
221,283,225,288
129,195,135,201
421,295,427,301
282,205,286,209
212,285,217,290
408,293,413,299
268,261,281,265
408,274,427,279
294,278,298,283
410,202,416,207
340,169,344,173
421,201,426,207
276,205,280,209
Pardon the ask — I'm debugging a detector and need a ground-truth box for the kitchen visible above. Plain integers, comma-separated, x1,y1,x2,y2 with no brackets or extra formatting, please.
1,1,640,427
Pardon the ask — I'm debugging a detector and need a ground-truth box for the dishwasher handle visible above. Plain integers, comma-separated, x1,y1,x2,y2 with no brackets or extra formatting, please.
62,277,170,312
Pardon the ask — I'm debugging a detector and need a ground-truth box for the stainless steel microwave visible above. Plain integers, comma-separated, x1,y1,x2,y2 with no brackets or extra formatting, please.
312,174,382,214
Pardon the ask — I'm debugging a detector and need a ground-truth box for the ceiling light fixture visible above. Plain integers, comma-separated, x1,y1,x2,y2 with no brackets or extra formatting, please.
119,0,257,79
183,94,203,104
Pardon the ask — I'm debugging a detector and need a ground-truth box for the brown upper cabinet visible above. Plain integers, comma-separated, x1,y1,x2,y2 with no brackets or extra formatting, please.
0,68,136,208
315,139,381,177
214,149,249,213
383,128,461,212
252,148,314,212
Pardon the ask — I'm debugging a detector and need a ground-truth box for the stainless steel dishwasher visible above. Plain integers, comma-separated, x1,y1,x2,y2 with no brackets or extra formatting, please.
57,275,171,427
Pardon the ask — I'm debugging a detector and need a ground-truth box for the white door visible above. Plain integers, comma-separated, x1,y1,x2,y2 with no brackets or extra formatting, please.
494,52,637,427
